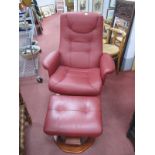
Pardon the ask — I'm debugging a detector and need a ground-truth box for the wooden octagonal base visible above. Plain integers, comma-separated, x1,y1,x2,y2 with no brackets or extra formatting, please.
54,137,95,154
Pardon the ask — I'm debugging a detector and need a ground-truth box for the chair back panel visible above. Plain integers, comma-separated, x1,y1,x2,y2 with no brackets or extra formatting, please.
59,12,103,68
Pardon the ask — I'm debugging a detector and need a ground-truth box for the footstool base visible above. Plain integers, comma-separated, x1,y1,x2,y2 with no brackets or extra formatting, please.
54,136,94,154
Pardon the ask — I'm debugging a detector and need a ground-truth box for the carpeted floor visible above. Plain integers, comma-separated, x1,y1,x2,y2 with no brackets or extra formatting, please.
20,14,135,155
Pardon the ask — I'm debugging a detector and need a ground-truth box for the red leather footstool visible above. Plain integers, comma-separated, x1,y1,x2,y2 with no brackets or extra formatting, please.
44,95,103,153
44,95,103,137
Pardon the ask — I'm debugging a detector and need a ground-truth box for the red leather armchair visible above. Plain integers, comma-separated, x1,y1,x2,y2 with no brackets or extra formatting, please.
43,12,115,96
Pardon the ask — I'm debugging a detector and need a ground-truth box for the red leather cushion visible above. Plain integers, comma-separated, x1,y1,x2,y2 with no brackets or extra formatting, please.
59,12,103,68
44,95,102,137
48,66,102,95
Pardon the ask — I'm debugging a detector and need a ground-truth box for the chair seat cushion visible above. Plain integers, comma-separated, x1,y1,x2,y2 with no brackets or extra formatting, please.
48,66,102,95
103,38,107,44
103,44,119,56
44,95,102,137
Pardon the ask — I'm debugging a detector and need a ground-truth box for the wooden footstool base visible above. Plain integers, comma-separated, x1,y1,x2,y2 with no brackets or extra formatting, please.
53,136,95,154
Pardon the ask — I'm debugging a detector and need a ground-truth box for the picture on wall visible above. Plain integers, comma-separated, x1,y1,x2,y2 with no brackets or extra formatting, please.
66,0,74,12
106,9,114,23
92,0,103,14
78,0,89,12
113,16,129,32
109,0,116,8
40,4,55,17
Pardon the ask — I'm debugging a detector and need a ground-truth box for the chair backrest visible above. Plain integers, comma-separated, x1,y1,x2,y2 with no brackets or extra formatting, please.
103,23,111,44
59,12,103,69
110,27,126,47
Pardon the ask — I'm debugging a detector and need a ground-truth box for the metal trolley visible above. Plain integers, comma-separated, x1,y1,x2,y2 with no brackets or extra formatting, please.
19,8,43,83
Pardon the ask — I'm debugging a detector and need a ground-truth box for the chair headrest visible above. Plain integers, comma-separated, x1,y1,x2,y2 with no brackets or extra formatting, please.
61,12,102,33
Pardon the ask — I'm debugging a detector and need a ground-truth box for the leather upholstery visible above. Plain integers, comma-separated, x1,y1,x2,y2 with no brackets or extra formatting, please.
48,66,102,95
59,12,103,68
43,51,60,76
44,95,102,137
43,12,115,95
100,53,115,80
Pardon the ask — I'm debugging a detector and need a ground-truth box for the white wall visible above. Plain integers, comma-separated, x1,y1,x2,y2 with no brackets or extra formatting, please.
74,0,78,12
121,17,135,70
88,0,93,12
64,0,67,12
103,0,110,19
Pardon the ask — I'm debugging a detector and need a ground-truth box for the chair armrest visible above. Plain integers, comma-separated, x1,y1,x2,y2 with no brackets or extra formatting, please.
42,51,60,76
100,53,115,79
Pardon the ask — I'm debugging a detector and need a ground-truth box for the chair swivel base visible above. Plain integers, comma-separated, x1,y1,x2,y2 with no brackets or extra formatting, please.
53,136,95,154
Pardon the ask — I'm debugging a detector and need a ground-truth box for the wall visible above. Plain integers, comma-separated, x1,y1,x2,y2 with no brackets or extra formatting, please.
103,0,110,19
121,17,135,70
74,0,78,11
88,0,93,12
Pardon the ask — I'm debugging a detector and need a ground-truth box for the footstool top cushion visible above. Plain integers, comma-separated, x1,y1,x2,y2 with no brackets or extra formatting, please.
44,95,102,137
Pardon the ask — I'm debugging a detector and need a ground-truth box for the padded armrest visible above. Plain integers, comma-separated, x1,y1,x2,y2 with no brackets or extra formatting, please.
42,51,60,76
100,53,115,79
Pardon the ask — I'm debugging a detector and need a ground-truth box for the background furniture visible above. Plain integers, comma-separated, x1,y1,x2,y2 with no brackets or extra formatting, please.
106,8,115,23
40,4,55,17
112,0,135,70
127,112,135,150
55,0,64,13
31,5,43,34
19,2,43,83
103,27,126,72
19,93,32,155
103,22,111,44
20,0,43,34
109,0,116,8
